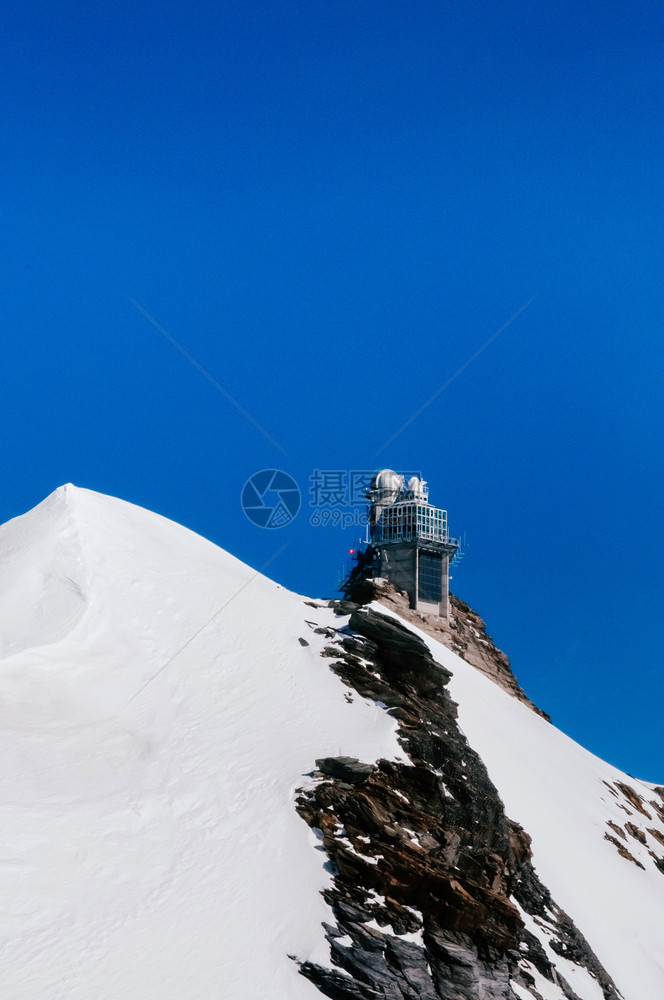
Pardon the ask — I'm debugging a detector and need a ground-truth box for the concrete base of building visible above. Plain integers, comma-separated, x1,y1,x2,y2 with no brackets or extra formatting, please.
378,541,452,619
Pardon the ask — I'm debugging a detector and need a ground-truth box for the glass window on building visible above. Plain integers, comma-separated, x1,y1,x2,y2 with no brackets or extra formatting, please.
418,553,442,603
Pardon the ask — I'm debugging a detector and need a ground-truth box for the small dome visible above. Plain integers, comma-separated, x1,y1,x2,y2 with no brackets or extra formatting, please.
368,469,403,506
407,476,427,497
375,469,402,493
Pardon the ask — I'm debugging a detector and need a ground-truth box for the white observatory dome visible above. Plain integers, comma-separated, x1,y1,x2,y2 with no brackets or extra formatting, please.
373,469,403,503
407,476,427,498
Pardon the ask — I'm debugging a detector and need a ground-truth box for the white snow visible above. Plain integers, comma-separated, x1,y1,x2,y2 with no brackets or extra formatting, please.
514,903,606,1000
2,486,663,1000
371,601,664,1000
0,487,401,999
511,968,567,1000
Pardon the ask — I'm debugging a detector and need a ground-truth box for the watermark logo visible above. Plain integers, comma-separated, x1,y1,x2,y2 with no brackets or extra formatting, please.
241,469,301,528
309,469,372,528
241,468,422,530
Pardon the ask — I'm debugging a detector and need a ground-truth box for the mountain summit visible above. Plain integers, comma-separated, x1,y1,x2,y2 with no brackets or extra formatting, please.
0,488,662,999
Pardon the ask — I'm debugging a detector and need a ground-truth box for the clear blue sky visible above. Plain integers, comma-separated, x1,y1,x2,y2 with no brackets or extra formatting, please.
3,1,663,779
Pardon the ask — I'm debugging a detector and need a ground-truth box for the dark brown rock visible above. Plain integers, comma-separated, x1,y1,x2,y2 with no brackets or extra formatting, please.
316,757,376,785
296,604,621,1000
343,577,548,720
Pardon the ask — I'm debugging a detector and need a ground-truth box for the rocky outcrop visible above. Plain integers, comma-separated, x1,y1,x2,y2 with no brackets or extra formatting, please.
601,781,664,875
296,603,620,1000
316,757,377,785
345,577,548,720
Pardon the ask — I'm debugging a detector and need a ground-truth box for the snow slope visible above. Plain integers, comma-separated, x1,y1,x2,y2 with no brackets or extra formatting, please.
0,486,402,1000
1,486,662,1000
373,602,664,1000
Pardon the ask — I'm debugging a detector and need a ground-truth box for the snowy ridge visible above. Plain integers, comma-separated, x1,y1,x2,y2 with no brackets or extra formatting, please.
0,485,86,658
0,486,662,1000
0,487,401,999
371,601,664,1000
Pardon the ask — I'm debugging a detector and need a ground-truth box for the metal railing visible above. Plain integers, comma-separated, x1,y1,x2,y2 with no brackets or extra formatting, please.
374,501,454,545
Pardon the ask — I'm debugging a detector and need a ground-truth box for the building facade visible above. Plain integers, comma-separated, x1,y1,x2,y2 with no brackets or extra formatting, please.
367,470,460,618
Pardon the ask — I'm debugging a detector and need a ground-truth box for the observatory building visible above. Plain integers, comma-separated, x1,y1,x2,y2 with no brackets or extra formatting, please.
365,470,460,618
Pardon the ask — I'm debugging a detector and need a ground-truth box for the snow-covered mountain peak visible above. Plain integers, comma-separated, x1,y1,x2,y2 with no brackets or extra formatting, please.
0,484,87,660
0,484,257,676
0,488,403,999
0,487,662,1000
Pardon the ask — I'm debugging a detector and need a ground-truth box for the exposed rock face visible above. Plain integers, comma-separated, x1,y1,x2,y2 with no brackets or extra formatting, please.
602,781,664,875
316,757,377,785
345,577,548,721
296,603,621,1000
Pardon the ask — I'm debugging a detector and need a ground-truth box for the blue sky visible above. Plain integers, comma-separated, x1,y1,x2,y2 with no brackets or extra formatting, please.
2,0,663,779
